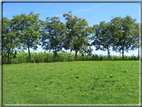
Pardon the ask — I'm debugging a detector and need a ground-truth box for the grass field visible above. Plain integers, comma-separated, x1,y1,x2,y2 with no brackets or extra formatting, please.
3,61,139,104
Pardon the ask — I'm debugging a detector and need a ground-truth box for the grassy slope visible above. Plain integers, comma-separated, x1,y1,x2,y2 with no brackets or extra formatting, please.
3,61,139,104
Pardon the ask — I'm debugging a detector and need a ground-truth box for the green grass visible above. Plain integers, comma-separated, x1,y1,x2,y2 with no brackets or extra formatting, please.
3,61,139,104
2,52,138,64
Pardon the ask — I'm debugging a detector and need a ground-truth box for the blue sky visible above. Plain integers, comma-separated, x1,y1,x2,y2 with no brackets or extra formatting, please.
3,2,139,56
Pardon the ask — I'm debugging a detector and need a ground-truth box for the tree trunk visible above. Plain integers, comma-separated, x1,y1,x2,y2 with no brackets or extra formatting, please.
107,48,110,61
82,54,84,61
8,49,10,64
53,53,55,62
53,51,56,62
28,46,31,62
11,38,13,54
122,49,124,60
75,51,78,61
122,41,125,60
138,47,139,60
8,38,12,64
70,49,72,53
53,48,57,62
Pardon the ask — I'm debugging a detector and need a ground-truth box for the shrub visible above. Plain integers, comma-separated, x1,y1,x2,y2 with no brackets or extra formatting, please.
2,51,138,64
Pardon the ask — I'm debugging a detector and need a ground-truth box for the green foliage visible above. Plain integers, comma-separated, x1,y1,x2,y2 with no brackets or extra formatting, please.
11,12,43,62
92,21,113,60
2,11,139,63
40,16,66,62
63,11,92,61
110,16,138,60
2,17,20,64
2,52,138,64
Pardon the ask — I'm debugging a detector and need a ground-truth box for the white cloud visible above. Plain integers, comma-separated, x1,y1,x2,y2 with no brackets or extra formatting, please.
72,9,85,14
53,4,108,18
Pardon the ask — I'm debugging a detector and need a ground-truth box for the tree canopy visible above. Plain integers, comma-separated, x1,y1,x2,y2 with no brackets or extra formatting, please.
40,16,66,61
2,17,20,64
110,15,138,60
2,11,139,63
92,21,113,60
11,11,43,62
63,11,92,61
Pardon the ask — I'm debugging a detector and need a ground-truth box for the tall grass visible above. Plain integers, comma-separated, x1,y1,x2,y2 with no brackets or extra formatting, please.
2,51,138,64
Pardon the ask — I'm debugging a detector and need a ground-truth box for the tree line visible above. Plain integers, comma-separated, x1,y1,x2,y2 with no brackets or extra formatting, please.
2,11,139,64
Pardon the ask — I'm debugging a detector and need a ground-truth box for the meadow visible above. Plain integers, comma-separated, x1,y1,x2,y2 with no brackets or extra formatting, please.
3,61,139,104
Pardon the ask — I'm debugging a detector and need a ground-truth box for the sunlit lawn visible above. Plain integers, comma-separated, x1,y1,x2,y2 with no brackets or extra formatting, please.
3,61,139,104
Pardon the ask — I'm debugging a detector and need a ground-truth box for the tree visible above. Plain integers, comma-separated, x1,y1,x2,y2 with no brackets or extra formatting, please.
2,17,20,64
40,16,66,62
111,16,137,60
12,12,43,62
0,20,1,56
92,21,113,60
63,11,91,61
62,11,74,53
131,23,140,60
